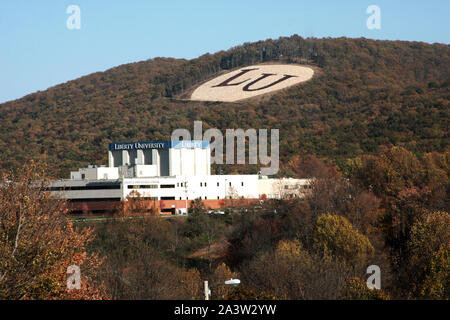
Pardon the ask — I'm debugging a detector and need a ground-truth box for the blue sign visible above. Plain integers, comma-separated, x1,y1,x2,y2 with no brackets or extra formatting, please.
109,140,209,151
171,140,210,149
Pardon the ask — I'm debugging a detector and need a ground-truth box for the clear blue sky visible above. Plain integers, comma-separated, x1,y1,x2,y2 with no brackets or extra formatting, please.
0,0,449,104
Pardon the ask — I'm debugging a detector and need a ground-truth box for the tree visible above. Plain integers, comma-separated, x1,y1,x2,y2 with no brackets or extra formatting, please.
240,239,353,299
209,263,238,300
225,286,277,300
408,211,449,299
419,244,449,299
0,161,106,299
341,278,389,300
347,147,450,297
119,190,158,216
313,214,374,266
93,215,203,299
184,198,225,275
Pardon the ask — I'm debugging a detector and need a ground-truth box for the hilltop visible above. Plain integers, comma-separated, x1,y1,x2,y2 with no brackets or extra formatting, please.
0,35,448,177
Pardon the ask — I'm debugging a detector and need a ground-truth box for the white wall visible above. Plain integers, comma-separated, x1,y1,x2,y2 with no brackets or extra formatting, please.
108,145,211,177
56,175,311,204
122,175,259,201
258,178,312,199
134,165,158,177
73,167,119,180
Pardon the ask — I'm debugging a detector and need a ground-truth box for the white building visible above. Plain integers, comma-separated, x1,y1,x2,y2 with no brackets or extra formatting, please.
50,140,311,215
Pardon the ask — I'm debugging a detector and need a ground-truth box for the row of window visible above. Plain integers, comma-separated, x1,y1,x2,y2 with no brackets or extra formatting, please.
283,184,312,190
127,184,175,189
127,181,246,189
129,196,223,201
48,184,121,191
128,184,158,189
200,182,244,187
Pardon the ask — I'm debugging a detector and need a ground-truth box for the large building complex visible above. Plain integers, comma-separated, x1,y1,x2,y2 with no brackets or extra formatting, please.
50,141,311,215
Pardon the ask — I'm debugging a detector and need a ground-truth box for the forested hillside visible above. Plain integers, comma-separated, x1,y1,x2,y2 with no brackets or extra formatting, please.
0,35,448,177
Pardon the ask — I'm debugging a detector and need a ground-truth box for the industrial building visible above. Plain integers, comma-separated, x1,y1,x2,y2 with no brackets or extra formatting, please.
50,141,311,215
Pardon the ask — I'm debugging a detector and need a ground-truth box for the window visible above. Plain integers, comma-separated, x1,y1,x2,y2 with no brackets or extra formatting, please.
217,196,220,199
205,196,207,200
205,182,207,187
200,182,203,187
241,182,244,186
229,182,231,186
217,182,219,187
160,184,175,189
177,183,179,187
81,174,85,179
128,185,158,189
161,196,175,200
47,184,121,191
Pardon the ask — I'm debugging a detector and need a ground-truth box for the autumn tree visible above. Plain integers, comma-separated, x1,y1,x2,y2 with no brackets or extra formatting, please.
93,216,203,299
347,147,449,297
0,161,106,299
313,214,374,266
184,198,225,274
407,211,449,299
208,263,238,300
341,277,389,300
119,190,158,217
240,239,353,299
225,286,277,300
287,155,382,235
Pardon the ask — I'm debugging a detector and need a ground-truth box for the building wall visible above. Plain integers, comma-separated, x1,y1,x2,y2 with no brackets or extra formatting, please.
258,178,311,199
134,164,158,177
108,145,210,177
59,141,310,215
70,167,119,180
121,175,260,201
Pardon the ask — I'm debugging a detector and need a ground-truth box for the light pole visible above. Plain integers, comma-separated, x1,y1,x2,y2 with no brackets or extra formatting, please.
204,281,210,300
224,278,241,286
204,278,240,300
184,180,188,215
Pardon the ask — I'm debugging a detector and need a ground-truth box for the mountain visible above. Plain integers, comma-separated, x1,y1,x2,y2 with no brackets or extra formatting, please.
0,35,449,177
